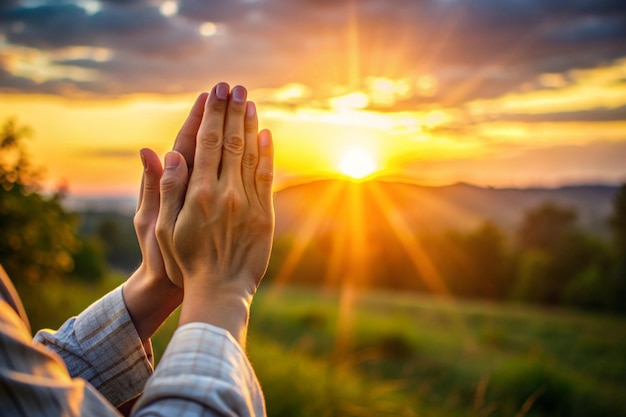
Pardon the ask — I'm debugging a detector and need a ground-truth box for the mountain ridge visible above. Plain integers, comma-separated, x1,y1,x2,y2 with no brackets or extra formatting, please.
273,179,619,237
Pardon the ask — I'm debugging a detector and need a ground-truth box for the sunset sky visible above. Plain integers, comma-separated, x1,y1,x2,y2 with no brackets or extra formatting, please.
1,0,625,195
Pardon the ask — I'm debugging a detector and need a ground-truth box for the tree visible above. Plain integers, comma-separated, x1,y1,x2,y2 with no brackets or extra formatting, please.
515,203,611,307
0,119,79,284
609,184,626,255
608,184,626,313
518,203,578,254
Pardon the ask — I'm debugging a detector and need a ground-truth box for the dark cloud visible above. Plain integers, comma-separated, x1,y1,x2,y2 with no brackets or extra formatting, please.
489,105,626,123
0,0,624,101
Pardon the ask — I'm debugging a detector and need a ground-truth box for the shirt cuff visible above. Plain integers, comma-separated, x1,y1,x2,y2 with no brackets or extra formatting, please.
136,323,266,416
75,284,154,405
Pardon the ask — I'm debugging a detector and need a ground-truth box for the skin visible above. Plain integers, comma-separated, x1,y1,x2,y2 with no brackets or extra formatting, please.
155,83,275,348
121,93,208,343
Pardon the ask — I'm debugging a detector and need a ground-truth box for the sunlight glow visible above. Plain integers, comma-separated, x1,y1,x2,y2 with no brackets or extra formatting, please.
160,1,178,17
366,77,411,107
78,0,101,15
329,92,369,111
416,74,438,96
339,147,377,180
199,22,218,37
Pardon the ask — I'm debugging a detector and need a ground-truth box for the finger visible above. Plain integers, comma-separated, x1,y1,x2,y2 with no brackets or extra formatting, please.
192,82,230,184
255,129,274,211
136,148,163,220
136,153,146,213
172,92,208,171
156,151,189,287
220,85,247,187
242,101,259,202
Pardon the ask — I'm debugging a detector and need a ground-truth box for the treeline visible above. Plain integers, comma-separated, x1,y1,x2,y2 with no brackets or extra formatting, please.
267,187,626,314
0,119,140,288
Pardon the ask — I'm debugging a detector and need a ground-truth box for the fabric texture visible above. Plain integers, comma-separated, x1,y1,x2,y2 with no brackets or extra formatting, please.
0,271,266,416
34,285,154,407
135,323,266,417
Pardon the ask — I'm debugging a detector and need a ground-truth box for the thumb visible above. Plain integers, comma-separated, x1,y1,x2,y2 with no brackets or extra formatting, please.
156,151,189,287
134,148,163,246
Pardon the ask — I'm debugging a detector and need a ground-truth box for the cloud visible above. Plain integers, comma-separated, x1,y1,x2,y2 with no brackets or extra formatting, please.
80,148,138,159
401,140,626,187
0,0,624,102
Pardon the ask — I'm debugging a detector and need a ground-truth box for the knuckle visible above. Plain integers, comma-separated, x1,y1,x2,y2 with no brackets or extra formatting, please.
154,218,168,241
224,134,244,154
243,152,258,169
198,130,222,150
160,172,179,192
133,212,149,232
256,169,274,184
221,188,244,212
189,182,215,202
209,99,227,114
244,121,257,134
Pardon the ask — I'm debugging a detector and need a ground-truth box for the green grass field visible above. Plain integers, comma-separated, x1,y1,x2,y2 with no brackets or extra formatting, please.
21,279,626,417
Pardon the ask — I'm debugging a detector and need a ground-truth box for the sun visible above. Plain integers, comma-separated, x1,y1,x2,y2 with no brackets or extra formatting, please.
338,147,377,180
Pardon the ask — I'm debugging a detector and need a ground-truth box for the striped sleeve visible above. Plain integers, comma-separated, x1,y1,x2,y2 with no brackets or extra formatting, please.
134,323,266,416
1,298,121,417
34,285,154,407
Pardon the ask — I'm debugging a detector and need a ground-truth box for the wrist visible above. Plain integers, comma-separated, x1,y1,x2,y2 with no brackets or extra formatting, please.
179,290,252,347
123,266,183,342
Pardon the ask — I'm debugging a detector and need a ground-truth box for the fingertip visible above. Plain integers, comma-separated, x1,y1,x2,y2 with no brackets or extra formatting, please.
246,101,256,118
231,85,247,103
259,129,273,150
192,92,209,113
164,151,182,169
139,149,147,170
215,82,230,100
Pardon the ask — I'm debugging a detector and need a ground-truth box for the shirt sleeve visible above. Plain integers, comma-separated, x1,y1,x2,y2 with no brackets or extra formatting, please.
1,298,122,417
133,323,267,417
34,285,154,407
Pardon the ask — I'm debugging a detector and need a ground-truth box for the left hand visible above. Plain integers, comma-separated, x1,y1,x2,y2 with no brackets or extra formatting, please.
122,93,209,342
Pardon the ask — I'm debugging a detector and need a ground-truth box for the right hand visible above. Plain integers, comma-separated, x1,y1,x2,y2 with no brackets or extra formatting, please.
155,83,274,339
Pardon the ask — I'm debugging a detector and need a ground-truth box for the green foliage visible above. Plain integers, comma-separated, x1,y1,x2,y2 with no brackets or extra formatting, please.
437,222,513,300
0,119,80,284
71,237,107,282
606,184,626,313
242,286,626,417
513,203,614,309
512,249,552,303
518,203,578,254
609,184,626,254
19,278,626,417
20,274,124,334
77,211,141,273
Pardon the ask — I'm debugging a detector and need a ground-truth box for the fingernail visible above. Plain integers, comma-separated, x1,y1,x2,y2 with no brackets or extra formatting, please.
246,101,256,117
139,150,147,170
216,83,229,100
232,86,247,103
165,152,180,169
259,130,271,147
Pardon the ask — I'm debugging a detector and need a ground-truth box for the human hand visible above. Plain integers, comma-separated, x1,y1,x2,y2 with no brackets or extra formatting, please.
122,93,208,342
155,83,274,343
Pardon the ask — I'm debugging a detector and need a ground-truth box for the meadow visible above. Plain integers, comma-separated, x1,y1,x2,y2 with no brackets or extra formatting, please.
21,278,626,417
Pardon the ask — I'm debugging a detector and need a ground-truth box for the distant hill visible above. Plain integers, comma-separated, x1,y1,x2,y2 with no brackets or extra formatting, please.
274,180,619,238
64,180,621,291
65,179,619,242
